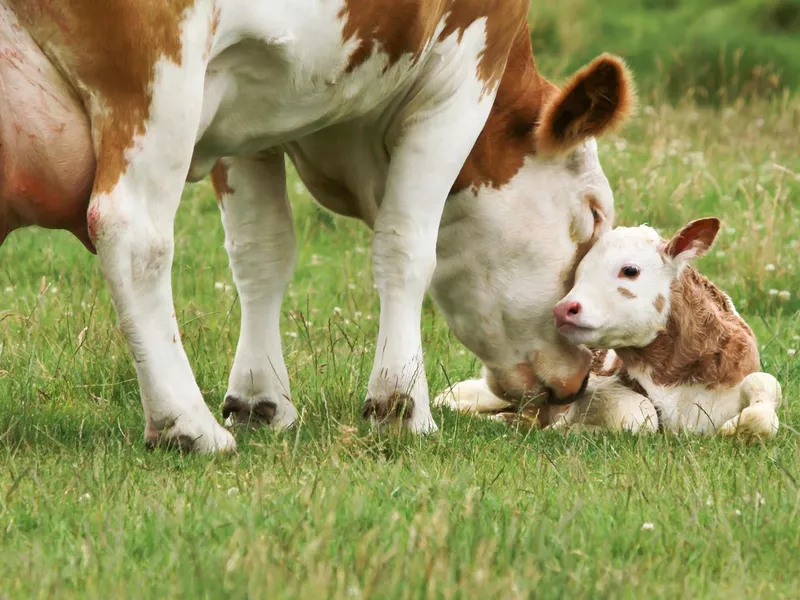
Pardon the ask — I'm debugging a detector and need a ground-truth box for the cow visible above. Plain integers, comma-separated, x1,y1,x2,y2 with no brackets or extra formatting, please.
436,218,783,439
0,0,634,453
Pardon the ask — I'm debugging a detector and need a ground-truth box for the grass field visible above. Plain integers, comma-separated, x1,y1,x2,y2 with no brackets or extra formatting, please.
2,32,800,600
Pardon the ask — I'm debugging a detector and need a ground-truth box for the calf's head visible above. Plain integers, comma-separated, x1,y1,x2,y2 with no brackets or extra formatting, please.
431,55,635,404
553,217,721,349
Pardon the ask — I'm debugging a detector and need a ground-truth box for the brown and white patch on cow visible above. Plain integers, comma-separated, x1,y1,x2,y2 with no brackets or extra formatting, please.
340,0,529,91
10,0,199,195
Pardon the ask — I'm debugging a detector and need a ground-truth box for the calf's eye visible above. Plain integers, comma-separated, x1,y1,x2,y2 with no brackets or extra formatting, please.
619,265,640,279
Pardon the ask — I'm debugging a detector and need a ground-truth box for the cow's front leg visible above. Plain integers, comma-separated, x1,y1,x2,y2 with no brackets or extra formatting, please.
363,84,494,433
88,6,234,453
213,154,298,429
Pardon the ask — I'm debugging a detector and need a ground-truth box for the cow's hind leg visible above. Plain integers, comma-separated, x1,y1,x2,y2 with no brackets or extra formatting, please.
88,4,234,453
213,154,298,429
719,372,782,440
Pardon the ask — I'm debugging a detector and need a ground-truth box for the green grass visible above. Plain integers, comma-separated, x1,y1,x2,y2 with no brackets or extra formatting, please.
530,0,800,102
2,74,800,600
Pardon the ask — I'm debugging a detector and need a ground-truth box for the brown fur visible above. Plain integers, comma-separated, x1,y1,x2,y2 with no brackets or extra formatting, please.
451,27,558,192
653,294,666,313
536,54,636,157
10,0,197,196
618,287,636,299
616,267,760,388
210,160,234,207
665,218,720,259
341,0,528,91
590,349,647,396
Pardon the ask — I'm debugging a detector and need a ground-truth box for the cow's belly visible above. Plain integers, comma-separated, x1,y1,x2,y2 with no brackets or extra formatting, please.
190,1,435,181
0,3,95,249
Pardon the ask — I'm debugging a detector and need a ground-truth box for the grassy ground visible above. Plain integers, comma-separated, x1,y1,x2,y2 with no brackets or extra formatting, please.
2,69,800,600
529,0,800,102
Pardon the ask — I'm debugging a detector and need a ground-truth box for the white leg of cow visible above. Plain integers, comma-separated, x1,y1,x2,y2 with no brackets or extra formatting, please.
88,7,234,453
363,81,494,433
214,154,298,429
719,372,782,439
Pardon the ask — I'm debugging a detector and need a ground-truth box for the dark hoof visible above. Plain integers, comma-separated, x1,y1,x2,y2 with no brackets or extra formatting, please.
145,433,197,454
222,395,277,427
363,393,415,422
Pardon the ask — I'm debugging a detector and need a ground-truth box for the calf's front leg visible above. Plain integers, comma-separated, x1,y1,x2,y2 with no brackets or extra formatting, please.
719,372,782,440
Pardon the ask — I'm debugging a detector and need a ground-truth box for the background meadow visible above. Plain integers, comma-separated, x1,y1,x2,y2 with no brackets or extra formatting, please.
1,1,799,598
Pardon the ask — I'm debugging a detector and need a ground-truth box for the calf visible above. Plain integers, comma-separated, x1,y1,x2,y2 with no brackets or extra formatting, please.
437,218,783,439
0,1,634,452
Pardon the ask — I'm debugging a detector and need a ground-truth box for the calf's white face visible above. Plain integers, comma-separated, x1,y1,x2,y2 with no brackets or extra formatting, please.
553,218,721,349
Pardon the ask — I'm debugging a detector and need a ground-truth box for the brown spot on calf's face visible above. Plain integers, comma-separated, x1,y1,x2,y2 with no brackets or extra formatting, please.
654,294,666,313
10,0,197,195
616,267,760,388
618,287,636,299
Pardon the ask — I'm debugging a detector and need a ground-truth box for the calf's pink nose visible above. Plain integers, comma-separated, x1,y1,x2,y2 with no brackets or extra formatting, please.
553,300,582,327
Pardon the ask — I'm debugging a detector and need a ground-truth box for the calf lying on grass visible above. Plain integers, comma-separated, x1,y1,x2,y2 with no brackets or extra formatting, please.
435,218,783,438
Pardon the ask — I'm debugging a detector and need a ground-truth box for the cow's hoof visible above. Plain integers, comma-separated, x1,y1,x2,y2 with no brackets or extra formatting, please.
221,395,297,430
362,393,438,433
145,417,236,454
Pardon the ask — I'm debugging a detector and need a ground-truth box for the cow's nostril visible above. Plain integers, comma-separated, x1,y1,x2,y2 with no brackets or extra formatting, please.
567,302,581,316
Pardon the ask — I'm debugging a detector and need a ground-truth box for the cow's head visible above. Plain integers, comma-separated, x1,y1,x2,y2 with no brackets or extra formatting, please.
431,54,635,405
554,218,721,349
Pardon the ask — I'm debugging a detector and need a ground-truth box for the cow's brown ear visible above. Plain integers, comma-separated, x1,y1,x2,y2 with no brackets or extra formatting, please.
536,54,636,157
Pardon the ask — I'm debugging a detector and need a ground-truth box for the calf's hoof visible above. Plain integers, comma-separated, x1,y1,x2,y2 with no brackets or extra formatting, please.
719,404,779,440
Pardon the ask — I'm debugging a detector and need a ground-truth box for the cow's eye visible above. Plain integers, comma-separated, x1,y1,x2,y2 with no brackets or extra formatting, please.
619,265,640,279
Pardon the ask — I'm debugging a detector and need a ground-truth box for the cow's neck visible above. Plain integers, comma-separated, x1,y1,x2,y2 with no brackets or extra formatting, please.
450,26,555,195
616,267,760,388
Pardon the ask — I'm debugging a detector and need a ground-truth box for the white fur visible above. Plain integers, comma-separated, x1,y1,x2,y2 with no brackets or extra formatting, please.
217,153,298,430
431,143,613,399
89,2,235,452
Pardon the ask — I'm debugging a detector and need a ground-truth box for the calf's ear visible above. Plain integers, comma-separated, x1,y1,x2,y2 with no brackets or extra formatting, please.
664,217,721,262
536,54,636,157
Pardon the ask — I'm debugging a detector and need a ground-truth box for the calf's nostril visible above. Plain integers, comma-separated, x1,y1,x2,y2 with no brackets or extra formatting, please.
567,302,581,316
